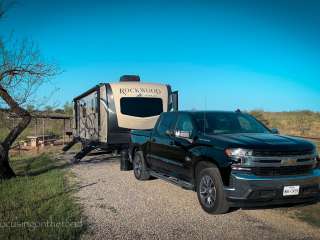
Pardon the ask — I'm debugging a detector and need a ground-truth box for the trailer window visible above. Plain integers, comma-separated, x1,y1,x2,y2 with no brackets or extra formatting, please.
120,97,163,117
81,103,87,117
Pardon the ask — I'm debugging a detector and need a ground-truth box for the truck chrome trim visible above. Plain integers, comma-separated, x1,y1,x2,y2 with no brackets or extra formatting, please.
147,154,184,167
231,154,317,167
231,169,320,181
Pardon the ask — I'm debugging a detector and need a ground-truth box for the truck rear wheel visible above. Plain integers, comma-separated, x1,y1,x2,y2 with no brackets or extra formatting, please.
133,151,150,180
196,164,229,214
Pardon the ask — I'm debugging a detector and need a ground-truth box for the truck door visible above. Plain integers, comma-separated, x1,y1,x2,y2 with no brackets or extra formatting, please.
148,112,178,173
168,113,195,181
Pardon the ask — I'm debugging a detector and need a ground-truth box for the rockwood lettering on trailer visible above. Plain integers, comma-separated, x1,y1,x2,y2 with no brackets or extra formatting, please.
119,88,162,96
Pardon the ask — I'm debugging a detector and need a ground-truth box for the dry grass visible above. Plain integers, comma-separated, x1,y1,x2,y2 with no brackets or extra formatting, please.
250,110,320,151
250,110,320,137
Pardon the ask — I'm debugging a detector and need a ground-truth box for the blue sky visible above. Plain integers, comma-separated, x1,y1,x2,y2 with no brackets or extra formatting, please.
1,0,319,111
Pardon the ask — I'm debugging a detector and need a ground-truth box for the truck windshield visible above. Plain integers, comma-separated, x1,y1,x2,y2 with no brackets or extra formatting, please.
120,97,163,117
194,112,270,135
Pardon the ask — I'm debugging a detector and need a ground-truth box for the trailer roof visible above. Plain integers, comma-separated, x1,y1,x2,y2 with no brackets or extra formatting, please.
73,83,104,101
73,82,170,101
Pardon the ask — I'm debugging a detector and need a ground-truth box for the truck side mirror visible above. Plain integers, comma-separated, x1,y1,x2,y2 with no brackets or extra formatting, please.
271,128,279,134
165,129,174,137
175,130,191,139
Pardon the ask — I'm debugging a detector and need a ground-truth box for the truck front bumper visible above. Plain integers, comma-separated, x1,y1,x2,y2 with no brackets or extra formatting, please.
224,169,320,208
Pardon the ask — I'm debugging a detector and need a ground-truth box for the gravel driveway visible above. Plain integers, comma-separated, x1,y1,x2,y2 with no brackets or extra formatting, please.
68,152,320,240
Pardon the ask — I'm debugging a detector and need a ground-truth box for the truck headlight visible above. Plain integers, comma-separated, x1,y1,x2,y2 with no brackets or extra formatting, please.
225,148,253,171
225,148,253,158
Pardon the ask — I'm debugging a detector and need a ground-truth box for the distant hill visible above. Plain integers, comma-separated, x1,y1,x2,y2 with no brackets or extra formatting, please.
250,110,320,138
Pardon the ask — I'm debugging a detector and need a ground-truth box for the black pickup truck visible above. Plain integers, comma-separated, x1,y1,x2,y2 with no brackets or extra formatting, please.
129,111,320,214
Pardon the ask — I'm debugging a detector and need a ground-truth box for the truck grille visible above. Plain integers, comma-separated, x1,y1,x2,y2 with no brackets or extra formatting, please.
251,165,314,176
253,149,313,157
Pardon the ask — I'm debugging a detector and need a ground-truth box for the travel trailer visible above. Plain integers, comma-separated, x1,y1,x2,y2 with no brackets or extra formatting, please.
64,75,178,162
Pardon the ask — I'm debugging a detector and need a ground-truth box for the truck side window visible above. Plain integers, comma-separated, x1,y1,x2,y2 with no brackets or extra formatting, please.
175,114,194,133
156,113,177,136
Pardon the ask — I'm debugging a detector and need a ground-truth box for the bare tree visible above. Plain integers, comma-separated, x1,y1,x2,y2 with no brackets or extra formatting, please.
0,3,59,179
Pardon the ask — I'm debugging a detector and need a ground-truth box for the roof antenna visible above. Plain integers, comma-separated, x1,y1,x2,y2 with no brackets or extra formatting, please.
203,96,207,135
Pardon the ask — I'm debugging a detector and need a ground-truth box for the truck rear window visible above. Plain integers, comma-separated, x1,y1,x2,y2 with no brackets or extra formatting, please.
120,97,163,117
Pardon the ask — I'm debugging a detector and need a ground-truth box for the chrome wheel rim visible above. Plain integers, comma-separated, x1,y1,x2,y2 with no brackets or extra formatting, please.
199,175,216,208
134,156,142,177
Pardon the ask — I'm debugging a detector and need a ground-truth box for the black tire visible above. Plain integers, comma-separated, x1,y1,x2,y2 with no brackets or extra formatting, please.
133,151,150,180
120,149,132,171
196,163,229,214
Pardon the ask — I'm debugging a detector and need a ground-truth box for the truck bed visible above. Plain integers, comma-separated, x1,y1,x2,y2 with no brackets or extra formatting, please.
130,129,152,148
131,129,152,137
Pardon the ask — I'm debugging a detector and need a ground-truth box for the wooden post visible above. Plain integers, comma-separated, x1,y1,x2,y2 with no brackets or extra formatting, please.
63,119,65,145
42,118,45,146
35,118,38,136
18,142,21,157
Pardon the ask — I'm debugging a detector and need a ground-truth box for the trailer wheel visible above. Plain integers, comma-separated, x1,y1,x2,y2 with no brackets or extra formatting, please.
133,151,150,180
196,163,229,214
120,149,132,171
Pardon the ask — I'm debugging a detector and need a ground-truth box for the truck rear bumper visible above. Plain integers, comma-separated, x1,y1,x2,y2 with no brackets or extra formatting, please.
225,169,320,208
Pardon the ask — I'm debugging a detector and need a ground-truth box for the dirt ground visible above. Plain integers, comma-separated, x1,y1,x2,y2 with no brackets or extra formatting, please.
66,152,320,240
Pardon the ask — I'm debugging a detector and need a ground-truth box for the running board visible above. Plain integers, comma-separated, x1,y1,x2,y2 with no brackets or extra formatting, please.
149,171,194,190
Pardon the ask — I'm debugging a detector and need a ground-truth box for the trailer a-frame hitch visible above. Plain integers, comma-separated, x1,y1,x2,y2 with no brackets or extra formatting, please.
63,138,97,164
72,142,97,163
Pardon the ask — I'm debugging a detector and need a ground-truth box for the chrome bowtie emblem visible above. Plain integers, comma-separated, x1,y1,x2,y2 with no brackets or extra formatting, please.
281,159,297,166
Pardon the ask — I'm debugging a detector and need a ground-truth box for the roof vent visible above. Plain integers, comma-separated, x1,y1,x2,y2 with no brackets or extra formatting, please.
120,75,140,82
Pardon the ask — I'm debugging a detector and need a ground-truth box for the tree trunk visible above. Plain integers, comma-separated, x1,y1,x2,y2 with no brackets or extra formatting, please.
0,84,32,179
0,112,31,179
0,144,15,179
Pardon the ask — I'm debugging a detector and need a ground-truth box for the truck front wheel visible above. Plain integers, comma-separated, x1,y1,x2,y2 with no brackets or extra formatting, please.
196,164,229,214
133,151,150,180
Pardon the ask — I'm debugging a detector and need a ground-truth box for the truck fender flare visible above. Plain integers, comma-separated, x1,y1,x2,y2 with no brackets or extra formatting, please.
193,158,219,180
193,158,231,187
130,145,142,162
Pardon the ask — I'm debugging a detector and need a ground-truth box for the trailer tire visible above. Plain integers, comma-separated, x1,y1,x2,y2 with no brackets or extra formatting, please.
133,151,150,180
120,149,132,171
196,163,229,214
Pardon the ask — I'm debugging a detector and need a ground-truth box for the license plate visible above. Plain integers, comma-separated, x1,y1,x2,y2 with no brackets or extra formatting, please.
283,186,300,196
